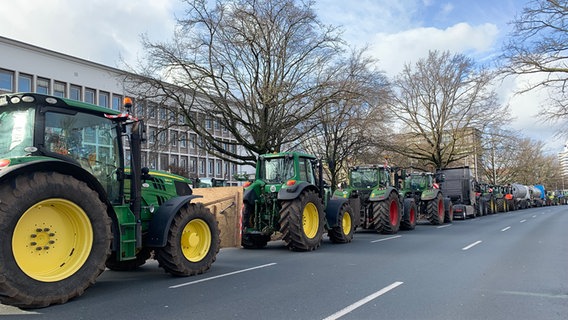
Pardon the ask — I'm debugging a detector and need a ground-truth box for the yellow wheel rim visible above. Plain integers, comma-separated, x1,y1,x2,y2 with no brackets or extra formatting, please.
341,211,352,236
181,219,212,262
302,203,319,239
12,199,93,282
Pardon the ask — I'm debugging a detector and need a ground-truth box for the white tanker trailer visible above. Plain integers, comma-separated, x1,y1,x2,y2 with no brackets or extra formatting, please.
511,183,531,209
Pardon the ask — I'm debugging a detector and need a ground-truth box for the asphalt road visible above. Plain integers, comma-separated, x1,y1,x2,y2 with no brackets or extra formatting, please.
2,205,567,319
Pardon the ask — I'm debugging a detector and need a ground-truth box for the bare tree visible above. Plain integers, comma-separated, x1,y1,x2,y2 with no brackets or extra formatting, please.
480,127,523,184
121,0,348,167
302,48,391,190
501,0,568,130
384,50,507,170
511,137,559,187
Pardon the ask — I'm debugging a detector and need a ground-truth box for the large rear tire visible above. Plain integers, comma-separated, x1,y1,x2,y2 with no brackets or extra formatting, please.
279,189,324,251
374,192,401,234
328,202,355,243
400,198,417,231
427,193,444,225
0,172,111,308
155,203,220,276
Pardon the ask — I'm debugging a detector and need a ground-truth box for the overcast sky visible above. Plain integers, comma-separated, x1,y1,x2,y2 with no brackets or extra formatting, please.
1,0,564,154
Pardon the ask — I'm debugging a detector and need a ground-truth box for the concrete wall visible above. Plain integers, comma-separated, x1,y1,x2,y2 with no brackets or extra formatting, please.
192,186,243,248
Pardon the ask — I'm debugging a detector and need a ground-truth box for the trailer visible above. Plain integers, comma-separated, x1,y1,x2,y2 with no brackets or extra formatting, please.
438,166,478,219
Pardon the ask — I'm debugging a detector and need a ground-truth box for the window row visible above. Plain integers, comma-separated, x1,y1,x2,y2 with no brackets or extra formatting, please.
0,68,122,110
145,126,237,153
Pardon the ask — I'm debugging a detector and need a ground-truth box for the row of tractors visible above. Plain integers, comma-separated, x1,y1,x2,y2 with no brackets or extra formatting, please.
0,92,559,309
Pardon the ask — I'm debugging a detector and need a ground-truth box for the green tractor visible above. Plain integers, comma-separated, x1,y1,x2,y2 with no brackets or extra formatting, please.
241,152,355,251
477,183,497,215
0,93,220,308
333,165,417,233
399,171,452,225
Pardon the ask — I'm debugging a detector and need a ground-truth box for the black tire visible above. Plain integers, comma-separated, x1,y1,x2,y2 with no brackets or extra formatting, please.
155,203,220,276
279,189,324,251
106,247,152,271
374,192,401,234
400,198,417,231
328,202,355,243
496,198,506,213
427,193,444,225
444,200,454,223
0,172,111,308
241,202,270,249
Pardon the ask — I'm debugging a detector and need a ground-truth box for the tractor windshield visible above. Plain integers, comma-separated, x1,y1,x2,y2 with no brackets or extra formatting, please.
350,168,380,188
0,107,35,158
406,174,429,190
259,156,295,183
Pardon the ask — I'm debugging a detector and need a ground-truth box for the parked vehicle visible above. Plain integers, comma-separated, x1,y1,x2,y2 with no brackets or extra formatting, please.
333,165,417,233
399,170,451,224
241,152,354,250
437,166,477,219
0,93,220,308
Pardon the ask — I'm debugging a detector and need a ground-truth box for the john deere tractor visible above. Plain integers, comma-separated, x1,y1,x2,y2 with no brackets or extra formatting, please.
399,171,452,225
241,152,355,251
0,93,220,308
333,165,417,233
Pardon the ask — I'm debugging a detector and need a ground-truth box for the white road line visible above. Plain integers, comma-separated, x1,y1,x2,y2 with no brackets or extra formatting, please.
520,219,527,223
322,281,404,320
532,215,537,218
169,263,277,289
462,240,482,251
437,224,452,229
371,235,402,243
501,226,511,232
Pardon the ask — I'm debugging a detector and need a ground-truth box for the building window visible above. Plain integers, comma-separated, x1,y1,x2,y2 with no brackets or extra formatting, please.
148,104,156,119
190,133,196,149
160,108,167,121
85,88,95,104
70,85,81,101
199,159,206,175
148,127,156,143
180,133,187,148
190,158,197,173
216,160,222,176
54,81,66,98
135,103,144,117
18,73,32,92
0,69,14,92
208,159,214,176
159,131,166,144
205,119,212,130
36,77,50,94
214,119,221,130
99,91,109,108
181,156,188,172
112,94,122,110
171,131,178,147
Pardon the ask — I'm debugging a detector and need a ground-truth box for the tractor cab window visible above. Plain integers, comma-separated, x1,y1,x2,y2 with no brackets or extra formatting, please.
351,168,378,188
44,111,121,200
298,157,315,184
260,156,295,183
0,107,35,158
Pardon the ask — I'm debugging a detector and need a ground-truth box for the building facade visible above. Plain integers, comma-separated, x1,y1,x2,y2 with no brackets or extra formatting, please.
0,36,241,185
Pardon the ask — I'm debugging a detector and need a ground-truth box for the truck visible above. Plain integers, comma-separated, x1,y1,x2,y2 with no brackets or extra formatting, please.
241,152,354,251
511,183,531,209
532,184,546,207
0,93,220,308
436,166,478,219
399,171,451,224
333,165,417,233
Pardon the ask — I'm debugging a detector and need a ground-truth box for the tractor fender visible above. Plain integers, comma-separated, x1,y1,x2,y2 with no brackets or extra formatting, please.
277,181,315,201
145,195,204,247
421,189,441,201
324,197,351,229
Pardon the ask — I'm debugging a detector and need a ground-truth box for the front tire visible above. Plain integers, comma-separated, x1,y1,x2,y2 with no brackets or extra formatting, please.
279,189,324,251
400,198,417,230
374,192,401,234
328,202,355,243
427,193,444,225
0,172,111,308
155,203,220,276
